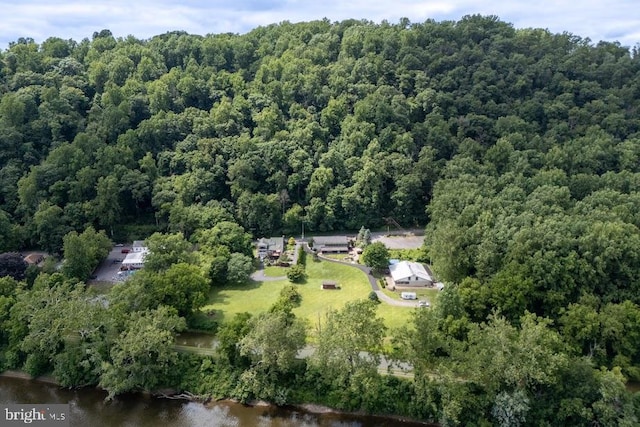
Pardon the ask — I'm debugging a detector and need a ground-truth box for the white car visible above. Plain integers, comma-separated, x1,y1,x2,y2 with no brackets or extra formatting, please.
418,300,430,308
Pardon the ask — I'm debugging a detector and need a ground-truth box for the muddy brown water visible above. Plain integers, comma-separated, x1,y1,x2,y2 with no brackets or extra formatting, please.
0,376,433,426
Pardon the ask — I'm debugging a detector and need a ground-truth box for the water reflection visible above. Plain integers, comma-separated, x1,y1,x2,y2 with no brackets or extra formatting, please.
0,377,430,427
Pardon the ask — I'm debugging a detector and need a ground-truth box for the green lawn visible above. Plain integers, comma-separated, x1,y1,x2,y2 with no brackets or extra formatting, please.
381,286,440,303
203,258,417,332
263,266,288,277
377,287,440,331
377,303,414,331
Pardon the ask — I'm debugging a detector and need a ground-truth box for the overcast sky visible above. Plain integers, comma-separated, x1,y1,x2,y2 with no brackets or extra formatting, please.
2,0,639,50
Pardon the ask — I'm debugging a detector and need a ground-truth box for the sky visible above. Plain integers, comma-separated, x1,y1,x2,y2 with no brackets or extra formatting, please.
1,0,639,50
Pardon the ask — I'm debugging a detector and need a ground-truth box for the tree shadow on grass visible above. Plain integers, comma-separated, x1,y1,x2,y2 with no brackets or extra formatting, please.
207,280,264,306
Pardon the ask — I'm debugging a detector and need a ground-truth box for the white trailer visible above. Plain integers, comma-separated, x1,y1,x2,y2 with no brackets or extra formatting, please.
401,292,417,300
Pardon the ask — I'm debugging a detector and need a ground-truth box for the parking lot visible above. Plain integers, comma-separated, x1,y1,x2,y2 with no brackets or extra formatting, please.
371,230,425,249
90,245,134,283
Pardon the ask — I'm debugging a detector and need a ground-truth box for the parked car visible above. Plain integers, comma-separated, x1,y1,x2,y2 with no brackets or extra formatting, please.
121,249,130,253
418,300,430,307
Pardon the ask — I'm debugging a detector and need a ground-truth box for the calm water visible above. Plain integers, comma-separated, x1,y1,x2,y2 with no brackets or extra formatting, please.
0,377,431,427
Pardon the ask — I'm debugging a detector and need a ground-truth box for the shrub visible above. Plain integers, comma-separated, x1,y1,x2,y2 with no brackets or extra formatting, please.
296,245,307,266
287,264,307,283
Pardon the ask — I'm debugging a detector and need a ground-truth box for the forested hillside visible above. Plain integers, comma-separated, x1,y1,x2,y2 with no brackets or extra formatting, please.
1,15,640,425
1,15,636,251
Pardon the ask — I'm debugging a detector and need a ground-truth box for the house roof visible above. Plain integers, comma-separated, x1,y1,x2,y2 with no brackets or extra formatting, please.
257,236,284,251
122,252,146,265
24,253,44,264
313,236,349,246
389,261,432,282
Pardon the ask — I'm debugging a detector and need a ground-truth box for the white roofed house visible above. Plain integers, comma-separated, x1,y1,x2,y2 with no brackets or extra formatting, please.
132,240,147,252
121,251,146,270
122,242,148,270
389,261,433,287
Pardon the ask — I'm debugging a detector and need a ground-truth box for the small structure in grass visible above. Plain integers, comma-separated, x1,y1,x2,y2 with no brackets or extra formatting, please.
321,280,339,290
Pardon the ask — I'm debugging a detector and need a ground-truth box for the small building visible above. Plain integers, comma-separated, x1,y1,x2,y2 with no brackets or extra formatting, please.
132,241,147,253
257,236,285,260
121,251,146,270
321,280,339,290
24,253,44,266
313,236,349,253
390,261,432,287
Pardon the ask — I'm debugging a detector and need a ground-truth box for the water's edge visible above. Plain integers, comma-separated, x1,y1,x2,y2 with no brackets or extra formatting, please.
0,370,434,426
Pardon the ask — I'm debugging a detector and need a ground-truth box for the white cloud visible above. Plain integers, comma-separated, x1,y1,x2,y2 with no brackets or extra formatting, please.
0,0,638,49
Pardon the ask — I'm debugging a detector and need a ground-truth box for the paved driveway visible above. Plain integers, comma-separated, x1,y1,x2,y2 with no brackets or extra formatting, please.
90,245,131,283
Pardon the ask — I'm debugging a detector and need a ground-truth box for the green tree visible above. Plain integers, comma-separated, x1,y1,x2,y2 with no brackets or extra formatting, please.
194,220,252,256
312,300,386,386
154,263,209,317
99,306,186,399
92,175,122,236
32,202,71,254
226,253,253,285
286,264,306,283
216,312,253,367
207,245,231,286
144,232,193,272
361,242,389,271
238,310,306,404
62,226,112,281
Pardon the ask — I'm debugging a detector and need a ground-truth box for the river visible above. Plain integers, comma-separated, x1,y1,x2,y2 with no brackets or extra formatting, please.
0,376,431,427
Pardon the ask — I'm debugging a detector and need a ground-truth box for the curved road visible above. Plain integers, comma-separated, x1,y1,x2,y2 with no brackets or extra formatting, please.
250,267,286,282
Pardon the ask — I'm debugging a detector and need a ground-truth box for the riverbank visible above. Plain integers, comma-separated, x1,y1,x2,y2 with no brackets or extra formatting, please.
1,370,434,425
0,369,59,385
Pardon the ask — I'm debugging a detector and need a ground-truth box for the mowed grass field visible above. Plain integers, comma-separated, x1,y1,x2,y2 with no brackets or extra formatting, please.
202,258,417,331
381,287,440,302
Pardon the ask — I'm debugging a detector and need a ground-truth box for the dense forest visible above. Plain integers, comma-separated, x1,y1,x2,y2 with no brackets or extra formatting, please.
1,15,640,426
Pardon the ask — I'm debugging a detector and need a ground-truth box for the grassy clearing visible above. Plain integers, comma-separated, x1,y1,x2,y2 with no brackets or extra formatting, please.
203,258,416,331
377,303,415,330
381,287,440,302
263,266,288,277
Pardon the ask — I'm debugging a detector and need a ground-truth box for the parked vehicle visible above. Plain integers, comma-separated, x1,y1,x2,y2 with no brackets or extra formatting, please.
401,292,417,300
418,300,430,307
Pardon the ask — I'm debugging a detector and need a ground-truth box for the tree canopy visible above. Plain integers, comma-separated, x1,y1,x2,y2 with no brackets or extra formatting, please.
1,15,640,424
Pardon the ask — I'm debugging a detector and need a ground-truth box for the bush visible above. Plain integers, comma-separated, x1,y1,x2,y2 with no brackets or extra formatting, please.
287,264,307,283
296,245,307,266
368,291,380,303
187,310,219,332
279,284,302,305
